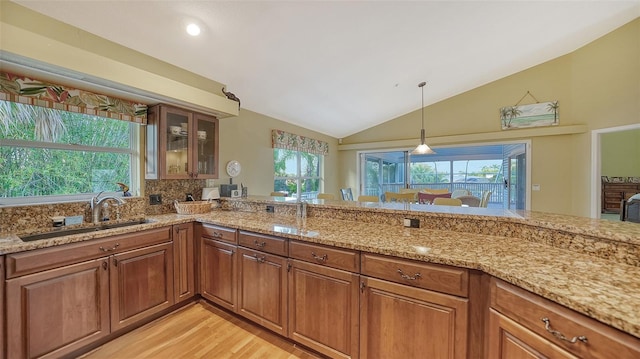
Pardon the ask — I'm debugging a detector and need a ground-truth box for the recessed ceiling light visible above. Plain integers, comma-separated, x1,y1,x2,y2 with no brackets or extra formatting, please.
186,23,201,36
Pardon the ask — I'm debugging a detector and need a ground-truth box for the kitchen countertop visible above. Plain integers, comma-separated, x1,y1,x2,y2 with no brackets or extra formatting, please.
0,205,639,340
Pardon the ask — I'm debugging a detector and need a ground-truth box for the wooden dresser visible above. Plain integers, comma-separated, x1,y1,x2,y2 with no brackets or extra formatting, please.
601,179,640,213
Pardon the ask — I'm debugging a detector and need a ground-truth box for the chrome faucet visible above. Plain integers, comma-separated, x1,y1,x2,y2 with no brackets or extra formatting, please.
91,191,125,224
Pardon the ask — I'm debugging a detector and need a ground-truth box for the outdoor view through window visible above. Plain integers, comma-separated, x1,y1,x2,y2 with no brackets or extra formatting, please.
0,100,137,202
274,148,322,200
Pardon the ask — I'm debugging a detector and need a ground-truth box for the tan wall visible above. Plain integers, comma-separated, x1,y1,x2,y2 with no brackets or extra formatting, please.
601,129,640,177
340,18,640,217
218,109,339,197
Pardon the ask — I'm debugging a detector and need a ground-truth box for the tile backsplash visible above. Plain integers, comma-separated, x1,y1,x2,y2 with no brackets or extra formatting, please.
144,179,207,214
0,179,207,234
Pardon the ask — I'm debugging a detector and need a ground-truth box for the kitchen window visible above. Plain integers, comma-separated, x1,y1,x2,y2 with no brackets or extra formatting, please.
0,100,140,205
273,148,322,200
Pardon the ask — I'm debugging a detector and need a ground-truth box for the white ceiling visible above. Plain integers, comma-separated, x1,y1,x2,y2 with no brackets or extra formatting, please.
12,0,640,138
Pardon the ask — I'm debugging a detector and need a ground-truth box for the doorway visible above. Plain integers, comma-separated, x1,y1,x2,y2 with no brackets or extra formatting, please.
590,124,640,219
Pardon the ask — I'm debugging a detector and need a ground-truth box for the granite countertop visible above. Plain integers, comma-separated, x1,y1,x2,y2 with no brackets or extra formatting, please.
0,208,639,340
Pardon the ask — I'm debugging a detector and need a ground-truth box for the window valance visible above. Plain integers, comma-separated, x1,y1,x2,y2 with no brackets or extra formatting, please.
0,71,147,124
271,129,329,156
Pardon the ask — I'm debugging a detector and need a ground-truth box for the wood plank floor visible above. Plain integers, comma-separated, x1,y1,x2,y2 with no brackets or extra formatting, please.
79,302,322,359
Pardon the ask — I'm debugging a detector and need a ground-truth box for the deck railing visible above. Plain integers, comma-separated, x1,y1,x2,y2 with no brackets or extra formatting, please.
363,182,505,205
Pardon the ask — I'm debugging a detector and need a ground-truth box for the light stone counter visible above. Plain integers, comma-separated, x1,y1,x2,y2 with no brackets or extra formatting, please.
0,201,639,340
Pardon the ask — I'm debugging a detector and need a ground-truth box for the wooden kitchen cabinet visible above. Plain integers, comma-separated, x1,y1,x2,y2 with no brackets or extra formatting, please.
288,259,360,359
4,226,173,359
359,276,469,359
146,104,219,180
200,225,238,312
237,247,288,336
488,309,577,358
110,242,174,331
489,278,640,359
6,258,111,359
173,223,195,302
360,253,469,359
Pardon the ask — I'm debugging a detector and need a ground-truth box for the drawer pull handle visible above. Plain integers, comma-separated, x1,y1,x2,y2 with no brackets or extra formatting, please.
397,269,421,281
99,243,120,252
254,240,266,248
254,254,266,264
311,252,328,263
212,232,223,238
541,318,588,344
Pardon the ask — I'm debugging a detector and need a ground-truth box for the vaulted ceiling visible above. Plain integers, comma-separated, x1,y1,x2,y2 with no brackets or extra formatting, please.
12,1,640,138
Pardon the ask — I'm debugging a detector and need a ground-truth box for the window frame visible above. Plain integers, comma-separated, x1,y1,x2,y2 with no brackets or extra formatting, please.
0,122,140,206
273,148,323,200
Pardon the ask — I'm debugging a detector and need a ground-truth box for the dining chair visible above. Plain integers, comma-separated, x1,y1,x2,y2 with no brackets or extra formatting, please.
421,188,450,194
384,192,416,203
357,195,379,202
340,188,354,201
270,191,287,197
433,197,463,206
457,195,481,207
399,188,420,194
317,193,335,200
451,189,472,199
417,192,452,204
479,191,492,208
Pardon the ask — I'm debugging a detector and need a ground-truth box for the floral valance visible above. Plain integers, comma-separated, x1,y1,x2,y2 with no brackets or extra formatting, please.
0,72,147,124
271,129,329,156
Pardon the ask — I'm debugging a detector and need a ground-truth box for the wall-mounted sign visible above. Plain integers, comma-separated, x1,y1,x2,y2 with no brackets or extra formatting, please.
500,100,559,130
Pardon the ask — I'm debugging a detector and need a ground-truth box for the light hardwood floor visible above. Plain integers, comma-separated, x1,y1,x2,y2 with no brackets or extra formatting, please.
79,302,322,359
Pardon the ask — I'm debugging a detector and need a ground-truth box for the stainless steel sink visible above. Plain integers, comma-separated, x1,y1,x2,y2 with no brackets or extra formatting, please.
20,219,153,242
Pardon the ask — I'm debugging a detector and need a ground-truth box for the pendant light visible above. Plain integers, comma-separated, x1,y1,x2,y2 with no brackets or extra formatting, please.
411,81,435,155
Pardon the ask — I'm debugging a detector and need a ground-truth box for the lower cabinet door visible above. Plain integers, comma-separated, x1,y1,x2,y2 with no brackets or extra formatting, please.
110,242,175,331
288,260,359,359
360,276,468,359
237,248,288,336
200,237,238,311
173,223,195,302
6,258,110,359
487,309,577,359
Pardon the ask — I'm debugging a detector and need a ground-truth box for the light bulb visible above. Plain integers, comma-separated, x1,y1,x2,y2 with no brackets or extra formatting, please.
186,23,201,36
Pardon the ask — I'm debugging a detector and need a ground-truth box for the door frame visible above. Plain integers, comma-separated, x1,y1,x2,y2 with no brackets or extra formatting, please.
590,123,640,219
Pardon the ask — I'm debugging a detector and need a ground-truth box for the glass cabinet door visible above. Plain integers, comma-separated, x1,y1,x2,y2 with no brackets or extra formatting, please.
194,114,219,178
162,107,191,178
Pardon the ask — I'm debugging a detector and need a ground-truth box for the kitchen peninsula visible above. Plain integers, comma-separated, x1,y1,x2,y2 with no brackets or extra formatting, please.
1,197,639,358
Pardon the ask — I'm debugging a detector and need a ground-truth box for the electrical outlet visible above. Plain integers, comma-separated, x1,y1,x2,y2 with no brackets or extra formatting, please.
266,205,275,213
403,218,420,228
149,194,162,205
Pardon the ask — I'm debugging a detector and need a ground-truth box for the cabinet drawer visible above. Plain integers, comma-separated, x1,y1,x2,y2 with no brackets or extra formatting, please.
491,278,640,359
238,231,288,256
201,224,237,243
289,240,359,272
361,253,468,297
6,227,171,279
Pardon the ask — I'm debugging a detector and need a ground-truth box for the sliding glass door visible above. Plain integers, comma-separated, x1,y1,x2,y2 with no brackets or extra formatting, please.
360,151,407,200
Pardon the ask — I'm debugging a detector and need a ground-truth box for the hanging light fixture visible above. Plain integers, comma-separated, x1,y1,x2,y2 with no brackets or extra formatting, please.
412,81,436,155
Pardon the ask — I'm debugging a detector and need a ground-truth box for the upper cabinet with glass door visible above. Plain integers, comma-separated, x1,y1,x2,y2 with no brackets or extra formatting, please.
146,104,219,179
